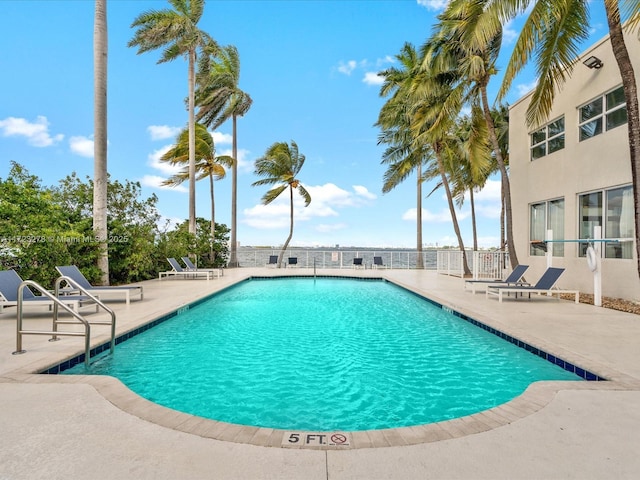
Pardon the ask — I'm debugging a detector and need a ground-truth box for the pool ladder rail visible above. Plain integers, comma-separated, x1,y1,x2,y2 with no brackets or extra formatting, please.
12,275,116,367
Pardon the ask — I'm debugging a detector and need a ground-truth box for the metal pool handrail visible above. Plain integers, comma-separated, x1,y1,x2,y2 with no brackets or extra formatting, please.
13,276,116,367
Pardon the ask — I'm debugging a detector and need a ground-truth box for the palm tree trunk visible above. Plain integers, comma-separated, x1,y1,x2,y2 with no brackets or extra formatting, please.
604,2,640,279
470,188,477,251
228,114,239,267
278,185,295,268
416,162,424,269
480,84,519,267
209,172,215,260
500,181,506,251
93,0,109,285
188,47,197,236
436,147,471,276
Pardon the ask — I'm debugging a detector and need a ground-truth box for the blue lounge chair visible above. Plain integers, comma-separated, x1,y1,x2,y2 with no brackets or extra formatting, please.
159,258,213,280
465,264,529,294
486,267,579,303
56,265,144,304
266,255,278,267
0,269,91,313
287,257,298,268
181,257,222,278
372,256,386,269
352,257,364,269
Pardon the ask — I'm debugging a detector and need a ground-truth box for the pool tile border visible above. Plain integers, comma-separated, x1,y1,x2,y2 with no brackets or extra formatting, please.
42,275,605,381
31,274,626,450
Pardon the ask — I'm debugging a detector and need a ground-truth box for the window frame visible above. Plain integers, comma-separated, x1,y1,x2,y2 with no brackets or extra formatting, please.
577,184,634,259
530,116,565,161
529,198,565,257
578,86,627,142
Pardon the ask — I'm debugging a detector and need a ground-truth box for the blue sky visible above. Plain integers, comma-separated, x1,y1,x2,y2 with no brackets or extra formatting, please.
0,0,610,249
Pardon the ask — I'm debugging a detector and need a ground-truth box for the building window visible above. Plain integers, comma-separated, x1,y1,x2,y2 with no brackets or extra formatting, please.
578,185,634,259
530,198,565,256
579,86,628,141
530,117,565,160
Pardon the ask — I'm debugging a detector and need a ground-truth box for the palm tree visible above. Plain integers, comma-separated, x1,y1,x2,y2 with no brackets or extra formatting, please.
93,0,109,285
160,123,233,251
128,0,214,235
196,44,252,268
377,43,427,269
431,0,519,267
492,0,640,277
252,141,311,268
449,109,493,252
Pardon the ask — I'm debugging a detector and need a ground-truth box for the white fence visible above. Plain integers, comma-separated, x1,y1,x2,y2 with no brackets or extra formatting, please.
233,248,509,277
436,250,510,279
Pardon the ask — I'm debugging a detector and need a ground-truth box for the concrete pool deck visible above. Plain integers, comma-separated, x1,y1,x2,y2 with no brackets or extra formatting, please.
1,268,639,479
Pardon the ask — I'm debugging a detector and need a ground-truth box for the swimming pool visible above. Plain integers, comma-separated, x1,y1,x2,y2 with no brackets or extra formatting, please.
64,277,582,431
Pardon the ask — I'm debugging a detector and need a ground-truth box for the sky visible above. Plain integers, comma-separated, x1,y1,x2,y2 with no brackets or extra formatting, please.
0,0,610,249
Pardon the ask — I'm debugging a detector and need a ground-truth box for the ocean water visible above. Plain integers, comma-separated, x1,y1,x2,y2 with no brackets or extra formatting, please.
65,277,579,431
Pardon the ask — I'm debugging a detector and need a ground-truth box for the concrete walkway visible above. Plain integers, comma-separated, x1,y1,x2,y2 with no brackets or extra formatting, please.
1,268,639,479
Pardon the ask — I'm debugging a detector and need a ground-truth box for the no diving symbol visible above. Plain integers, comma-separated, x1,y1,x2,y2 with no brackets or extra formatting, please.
330,433,347,445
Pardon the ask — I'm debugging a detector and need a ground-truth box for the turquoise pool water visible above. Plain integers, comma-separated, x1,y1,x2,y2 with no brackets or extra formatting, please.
65,277,580,431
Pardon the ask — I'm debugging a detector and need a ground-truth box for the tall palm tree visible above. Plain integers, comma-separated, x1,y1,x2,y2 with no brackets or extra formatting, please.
410,39,478,275
93,0,109,285
161,123,233,249
252,141,311,268
449,109,493,251
196,44,252,268
431,0,519,267
377,43,427,269
128,0,214,235
493,0,640,277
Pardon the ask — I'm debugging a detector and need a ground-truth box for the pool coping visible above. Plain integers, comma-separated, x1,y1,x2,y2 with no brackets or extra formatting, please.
6,273,640,450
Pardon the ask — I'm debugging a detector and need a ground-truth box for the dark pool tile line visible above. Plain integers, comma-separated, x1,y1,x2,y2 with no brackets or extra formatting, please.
42,275,603,381
389,281,606,382
250,275,382,282
455,313,604,381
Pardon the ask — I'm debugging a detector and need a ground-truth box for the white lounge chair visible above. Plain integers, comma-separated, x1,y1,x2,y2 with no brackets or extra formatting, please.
0,269,92,313
181,257,222,278
486,267,579,303
159,258,213,280
56,265,143,304
465,264,529,294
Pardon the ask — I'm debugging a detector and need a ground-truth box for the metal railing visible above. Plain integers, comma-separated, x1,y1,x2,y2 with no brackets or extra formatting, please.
13,276,116,367
437,250,510,279
236,249,438,270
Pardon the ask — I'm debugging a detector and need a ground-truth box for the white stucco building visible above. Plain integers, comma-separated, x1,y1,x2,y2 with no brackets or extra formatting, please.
509,27,639,301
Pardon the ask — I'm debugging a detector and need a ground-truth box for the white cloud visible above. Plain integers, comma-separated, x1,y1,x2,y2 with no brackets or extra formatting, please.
147,125,181,141
217,147,252,173
0,115,64,147
516,79,538,96
147,145,180,176
243,183,375,230
212,131,233,145
140,174,187,192
502,19,518,44
69,135,94,157
337,60,357,75
353,185,377,200
362,72,384,86
416,0,449,11
376,55,395,67
473,179,502,202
